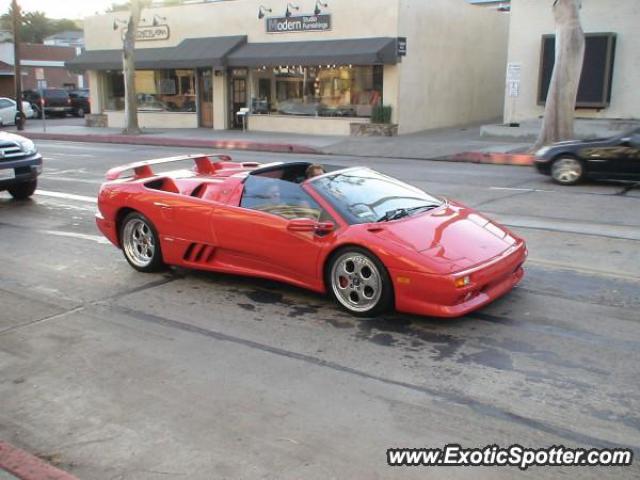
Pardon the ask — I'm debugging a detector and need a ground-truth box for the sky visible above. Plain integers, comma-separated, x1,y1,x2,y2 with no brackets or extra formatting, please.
0,0,115,19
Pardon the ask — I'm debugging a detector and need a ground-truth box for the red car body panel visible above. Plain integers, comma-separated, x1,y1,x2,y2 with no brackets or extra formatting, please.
96,155,526,318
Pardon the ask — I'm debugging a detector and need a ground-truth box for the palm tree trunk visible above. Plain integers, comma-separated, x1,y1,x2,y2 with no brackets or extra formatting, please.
533,0,585,150
122,0,142,135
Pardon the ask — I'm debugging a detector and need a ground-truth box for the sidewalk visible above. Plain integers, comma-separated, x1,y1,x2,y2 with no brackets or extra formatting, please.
8,119,534,166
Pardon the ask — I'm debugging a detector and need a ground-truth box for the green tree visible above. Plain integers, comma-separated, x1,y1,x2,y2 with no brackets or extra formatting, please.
0,7,81,44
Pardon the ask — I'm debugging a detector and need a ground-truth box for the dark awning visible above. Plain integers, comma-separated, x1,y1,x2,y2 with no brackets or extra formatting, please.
227,37,398,67
66,36,247,71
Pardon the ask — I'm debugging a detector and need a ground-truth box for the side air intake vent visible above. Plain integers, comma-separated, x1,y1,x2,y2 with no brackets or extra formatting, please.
183,243,216,264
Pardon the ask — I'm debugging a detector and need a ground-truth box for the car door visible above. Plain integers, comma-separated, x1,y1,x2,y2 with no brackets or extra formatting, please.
212,175,336,287
0,99,13,125
619,133,640,178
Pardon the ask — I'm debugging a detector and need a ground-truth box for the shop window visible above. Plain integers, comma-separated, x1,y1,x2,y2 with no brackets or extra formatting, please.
104,69,196,112
250,65,383,118
538,33,617,109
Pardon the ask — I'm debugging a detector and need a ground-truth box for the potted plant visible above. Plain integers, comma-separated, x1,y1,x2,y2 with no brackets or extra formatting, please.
351,104,398,136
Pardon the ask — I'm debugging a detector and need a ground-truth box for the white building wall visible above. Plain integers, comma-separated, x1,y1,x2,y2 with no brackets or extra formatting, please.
83,0,400,50
505,0,640,122
81,0,509,134
396,0,509,134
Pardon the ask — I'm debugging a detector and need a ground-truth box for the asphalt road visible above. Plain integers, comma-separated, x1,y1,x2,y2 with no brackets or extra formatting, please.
1,141,639,479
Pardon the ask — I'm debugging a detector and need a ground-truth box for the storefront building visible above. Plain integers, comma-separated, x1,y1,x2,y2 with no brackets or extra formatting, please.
503,0,639,125
68,0,508,135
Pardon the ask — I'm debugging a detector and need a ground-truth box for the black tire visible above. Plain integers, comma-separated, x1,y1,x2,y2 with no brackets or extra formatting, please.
550,155,585,185
76,107,85,118
119,212,165,273
8,179,37,200
325,246,394,317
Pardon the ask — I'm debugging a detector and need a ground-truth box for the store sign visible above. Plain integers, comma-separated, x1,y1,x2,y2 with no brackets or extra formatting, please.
266,14,331,33
121,24,170,42
397,37,407,56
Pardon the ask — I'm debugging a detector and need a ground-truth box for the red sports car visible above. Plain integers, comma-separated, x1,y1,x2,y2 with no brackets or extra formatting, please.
96,155,527,318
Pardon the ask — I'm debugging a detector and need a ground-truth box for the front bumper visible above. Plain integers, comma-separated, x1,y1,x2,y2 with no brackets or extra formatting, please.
391,243,527,318
534,157,552,175
0,153,42,190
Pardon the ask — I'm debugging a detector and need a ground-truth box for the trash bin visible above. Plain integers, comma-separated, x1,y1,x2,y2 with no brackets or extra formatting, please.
14,111,26,131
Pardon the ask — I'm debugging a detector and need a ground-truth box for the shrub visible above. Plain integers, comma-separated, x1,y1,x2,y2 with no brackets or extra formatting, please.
371,105,392,124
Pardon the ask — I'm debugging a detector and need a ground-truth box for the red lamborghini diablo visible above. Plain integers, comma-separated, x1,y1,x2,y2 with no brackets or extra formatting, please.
96,154,527,318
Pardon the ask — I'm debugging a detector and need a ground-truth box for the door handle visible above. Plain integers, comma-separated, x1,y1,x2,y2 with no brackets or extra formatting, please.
153,202,171,208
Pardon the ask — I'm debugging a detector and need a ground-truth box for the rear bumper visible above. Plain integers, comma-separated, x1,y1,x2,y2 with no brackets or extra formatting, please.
0,154,42,190
391,243,527,318
96,213,120,247
45,106,72,114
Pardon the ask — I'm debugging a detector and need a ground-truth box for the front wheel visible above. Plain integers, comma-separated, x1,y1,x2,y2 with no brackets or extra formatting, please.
551,156,584,185
327,247,393,317
8,179,37,200
120,212,165,272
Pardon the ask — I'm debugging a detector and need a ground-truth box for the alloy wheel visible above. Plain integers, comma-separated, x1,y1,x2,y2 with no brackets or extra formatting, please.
552,157,583,185
122,218,156,268
331,252,383,313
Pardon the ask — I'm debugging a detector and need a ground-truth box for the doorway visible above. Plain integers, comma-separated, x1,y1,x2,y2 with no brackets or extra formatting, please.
229,69,247,129
198,68,213,128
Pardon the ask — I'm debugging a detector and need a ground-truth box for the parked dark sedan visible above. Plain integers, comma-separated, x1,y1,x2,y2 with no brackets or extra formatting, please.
534,127,640,185
68,89,90,117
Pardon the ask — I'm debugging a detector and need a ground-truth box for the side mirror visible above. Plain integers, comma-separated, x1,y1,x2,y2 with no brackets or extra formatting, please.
287,218,335,234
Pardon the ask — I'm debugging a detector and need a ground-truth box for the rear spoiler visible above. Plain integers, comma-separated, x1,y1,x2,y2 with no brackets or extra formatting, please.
105,154,261,181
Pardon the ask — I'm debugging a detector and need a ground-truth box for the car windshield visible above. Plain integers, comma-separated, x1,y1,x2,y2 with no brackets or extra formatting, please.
310,167,443,224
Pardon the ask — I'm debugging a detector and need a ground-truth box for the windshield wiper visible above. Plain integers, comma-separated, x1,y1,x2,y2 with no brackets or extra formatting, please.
376,204,440,222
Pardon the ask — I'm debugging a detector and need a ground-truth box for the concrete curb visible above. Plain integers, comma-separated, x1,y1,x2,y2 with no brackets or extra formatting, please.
0,441,79,480
20,132,323,155
446,151,535,166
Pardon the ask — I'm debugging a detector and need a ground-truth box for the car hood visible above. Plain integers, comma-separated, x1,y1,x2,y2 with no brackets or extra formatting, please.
0,131,28,144
375,202,519,273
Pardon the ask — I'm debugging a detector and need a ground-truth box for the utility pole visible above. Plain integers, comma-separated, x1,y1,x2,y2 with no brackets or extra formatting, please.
11,0,25,130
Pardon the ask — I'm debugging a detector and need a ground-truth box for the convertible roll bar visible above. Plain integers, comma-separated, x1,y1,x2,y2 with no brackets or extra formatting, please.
105,154,260,181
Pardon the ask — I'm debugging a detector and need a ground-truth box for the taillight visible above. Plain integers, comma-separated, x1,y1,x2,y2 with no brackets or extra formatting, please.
67,98,71,105
41,98,45,106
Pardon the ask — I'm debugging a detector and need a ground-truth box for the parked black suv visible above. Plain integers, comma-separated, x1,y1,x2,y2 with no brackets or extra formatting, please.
23,89,72,118
68,89,91,117
0,131,42,199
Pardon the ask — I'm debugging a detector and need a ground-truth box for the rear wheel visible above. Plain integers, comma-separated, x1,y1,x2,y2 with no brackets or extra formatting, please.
551,156,584,185
76,107,85,118
120,212,165,272
8,179,37,200
327,247,393,317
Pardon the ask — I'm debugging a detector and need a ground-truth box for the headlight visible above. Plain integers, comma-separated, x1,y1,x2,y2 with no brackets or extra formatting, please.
16,138,37,155
535,146,551,157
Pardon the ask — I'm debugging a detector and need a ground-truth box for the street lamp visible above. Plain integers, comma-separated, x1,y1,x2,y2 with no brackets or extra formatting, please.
258,5,272,19
314,1,328,15
285,3,299,18
151,14,166,26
